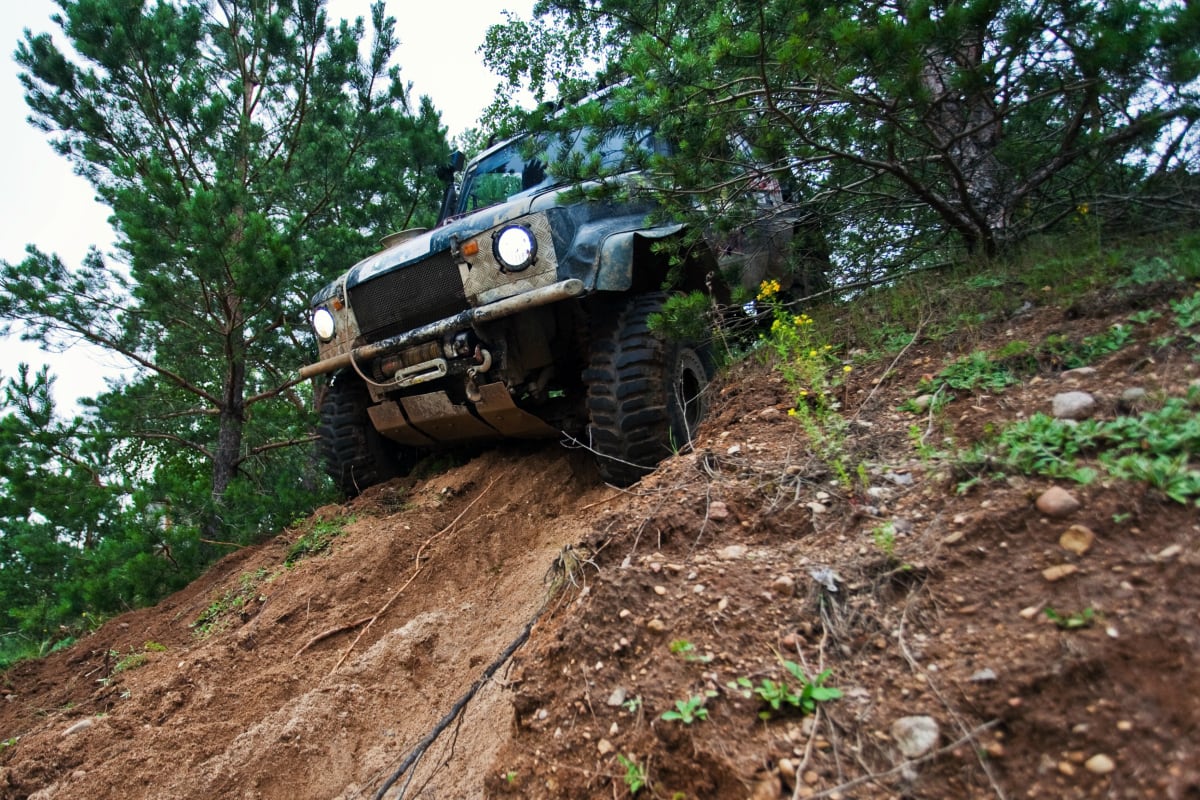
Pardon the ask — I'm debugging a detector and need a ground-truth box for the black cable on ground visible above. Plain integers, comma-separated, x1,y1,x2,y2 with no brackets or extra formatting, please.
372,613,539,800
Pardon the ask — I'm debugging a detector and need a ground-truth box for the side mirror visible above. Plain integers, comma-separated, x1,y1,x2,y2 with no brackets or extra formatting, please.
437,150,464,182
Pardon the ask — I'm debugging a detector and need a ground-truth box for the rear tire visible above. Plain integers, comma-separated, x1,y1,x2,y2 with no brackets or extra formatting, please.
318,374,413,496
584,293,712,485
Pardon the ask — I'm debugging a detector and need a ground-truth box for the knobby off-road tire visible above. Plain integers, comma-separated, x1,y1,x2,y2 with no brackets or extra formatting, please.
318,374,410,496
584,293,713,486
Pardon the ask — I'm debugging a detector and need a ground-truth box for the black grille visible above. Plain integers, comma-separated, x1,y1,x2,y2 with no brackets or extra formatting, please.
349,252,467,342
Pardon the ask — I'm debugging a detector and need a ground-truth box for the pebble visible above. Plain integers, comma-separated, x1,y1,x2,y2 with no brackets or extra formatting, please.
777,758,796,783
1042,564,1079,582
969,668,998,682
1085,754,1115,774
807,502,828,514
606,687,627,707
1052,391,1097,420
1059,524,1096,555
1119,387,1147,409
760,407,782,421
1061,367,1098,380
653,585,667,596
1156,544,1182,562
597,738,614,756
709,501,730,520
772,575,796,596
1036,486,1081,518
646,618,666,632
911,394,934,412
718,544,747,561
890,716,940,758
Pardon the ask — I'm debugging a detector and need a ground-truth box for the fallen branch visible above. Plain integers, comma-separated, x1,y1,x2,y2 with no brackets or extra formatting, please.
294,615,373,658
373,613,539,800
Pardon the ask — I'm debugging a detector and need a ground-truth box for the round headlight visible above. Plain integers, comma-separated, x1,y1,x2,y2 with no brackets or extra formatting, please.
312,307,336,340
493,225,537,271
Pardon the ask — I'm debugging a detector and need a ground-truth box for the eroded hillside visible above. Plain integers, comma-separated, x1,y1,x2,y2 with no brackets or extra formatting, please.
1,263,1198,800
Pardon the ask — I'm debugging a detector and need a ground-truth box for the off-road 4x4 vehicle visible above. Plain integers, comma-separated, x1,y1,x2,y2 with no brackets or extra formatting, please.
301,123,802,494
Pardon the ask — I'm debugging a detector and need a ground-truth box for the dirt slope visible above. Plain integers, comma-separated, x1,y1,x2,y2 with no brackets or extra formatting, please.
1,279,1198,800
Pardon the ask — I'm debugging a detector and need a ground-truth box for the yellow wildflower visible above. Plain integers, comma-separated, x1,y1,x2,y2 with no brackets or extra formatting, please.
843,365,853,373
757,279,781,300
809,349,818,358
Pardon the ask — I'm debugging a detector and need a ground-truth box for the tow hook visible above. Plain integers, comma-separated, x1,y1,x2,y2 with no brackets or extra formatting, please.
465,347,493,402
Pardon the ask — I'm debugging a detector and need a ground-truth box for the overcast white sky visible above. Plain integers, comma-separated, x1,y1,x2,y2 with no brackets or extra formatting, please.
0,0,533,411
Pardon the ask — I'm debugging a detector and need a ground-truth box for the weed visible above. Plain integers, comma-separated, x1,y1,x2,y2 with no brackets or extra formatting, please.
191,568,273,638
963,389,1200,505
1116,255,1182,287
504,770,517,785
0,737,17,748
622,696,643,714
755,280,856,485
660,693,714,724
1171,291,1200,330
933,351,1019,392
617,754,648,795
1044,607,1097,630
1127,309,1162,326
668,639,713,664
872,523,897,558
286,516,355,565
729,662,843,720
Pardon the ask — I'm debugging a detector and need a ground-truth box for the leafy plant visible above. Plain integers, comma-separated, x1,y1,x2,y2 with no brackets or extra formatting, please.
668,639,713,663
617,754,648,795
286,516,355,565
932,351,1019,392
1044,607,1096,630
872,523,897,558
963,389,1200,505
191,568,273,638
1171,291,1200,330
660,693,713,724
729,663,843,719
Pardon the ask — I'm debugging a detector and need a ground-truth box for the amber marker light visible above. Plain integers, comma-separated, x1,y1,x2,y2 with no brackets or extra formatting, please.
460,239,480,258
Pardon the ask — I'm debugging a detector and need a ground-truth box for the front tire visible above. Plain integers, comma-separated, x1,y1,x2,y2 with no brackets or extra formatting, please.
584,293,713,485
317,374,413,496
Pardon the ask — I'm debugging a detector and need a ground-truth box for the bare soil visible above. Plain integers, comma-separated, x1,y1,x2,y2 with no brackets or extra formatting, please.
1,280,1197,800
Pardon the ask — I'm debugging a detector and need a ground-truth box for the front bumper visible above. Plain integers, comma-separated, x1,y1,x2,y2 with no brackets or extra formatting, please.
299,278,585,380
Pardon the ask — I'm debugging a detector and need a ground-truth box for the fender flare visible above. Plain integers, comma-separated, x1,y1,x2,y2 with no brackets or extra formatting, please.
594,223,686,291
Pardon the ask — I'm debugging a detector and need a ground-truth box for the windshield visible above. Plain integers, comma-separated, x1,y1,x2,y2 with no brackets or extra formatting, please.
456,127,658,216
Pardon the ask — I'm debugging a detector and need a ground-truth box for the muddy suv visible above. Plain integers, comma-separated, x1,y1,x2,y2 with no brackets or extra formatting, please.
301,124,799,494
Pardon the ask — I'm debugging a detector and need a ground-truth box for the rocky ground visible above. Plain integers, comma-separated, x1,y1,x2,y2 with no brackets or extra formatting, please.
0,265,1197,800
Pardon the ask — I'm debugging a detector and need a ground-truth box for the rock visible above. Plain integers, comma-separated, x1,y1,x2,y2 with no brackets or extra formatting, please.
1118,387,1147,410
646,618,666,632
708,501,729,521
606,687,627,707
1085,754,1115,774
727,444,742,456
62,719,93,737
1059,524,1096,555
596,738,614,756
760,406,782,421
884,471,914,486
891,716,940,758
1052,391,1097,420
772,575,796,596
718,544,747,560
1061,367,1098,380
1036,486,1081,517
1042,564,1079,582
806,502,828,514
653,585,668,596
911,394,934,412
969,668,998,682
777,757,796,783
1155,544,1183,562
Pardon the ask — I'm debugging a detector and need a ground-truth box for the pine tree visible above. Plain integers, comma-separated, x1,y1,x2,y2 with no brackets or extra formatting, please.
1,0,449,537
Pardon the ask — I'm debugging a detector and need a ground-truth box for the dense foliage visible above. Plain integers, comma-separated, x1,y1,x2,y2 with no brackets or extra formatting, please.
487,0,1200,276
0,0,448,663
